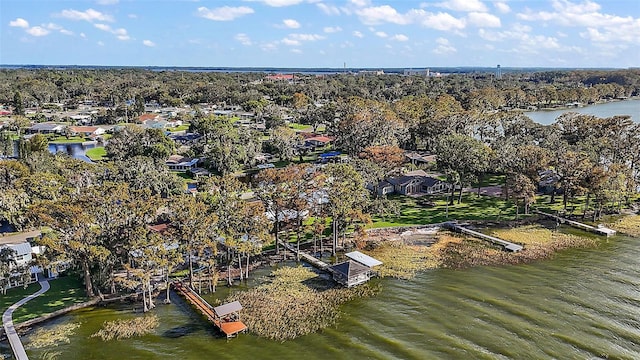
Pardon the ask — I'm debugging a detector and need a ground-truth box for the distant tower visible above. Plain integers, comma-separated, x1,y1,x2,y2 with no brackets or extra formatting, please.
496,64,502,80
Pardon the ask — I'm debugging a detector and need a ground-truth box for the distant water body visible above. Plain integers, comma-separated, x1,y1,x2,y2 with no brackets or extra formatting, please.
525,99,640,125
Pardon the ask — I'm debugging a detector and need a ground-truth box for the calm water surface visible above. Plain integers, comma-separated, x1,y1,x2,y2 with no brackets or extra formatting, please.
15,231,640,360
525,99,640,125
47,142,96,162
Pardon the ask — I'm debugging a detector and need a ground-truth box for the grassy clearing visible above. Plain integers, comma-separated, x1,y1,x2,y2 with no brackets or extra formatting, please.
0,276,88,324
370,194,518,228
92,315,159,341
169,124,190,132
609,215,640,237
226,266,378,341
26,322,81,349
48,136,87,144
288,123,312,131
85,147,107,161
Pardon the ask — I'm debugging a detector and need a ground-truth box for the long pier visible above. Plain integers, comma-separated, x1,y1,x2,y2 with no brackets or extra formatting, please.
444,222,523,252
533,210,616,237
172,281,247,338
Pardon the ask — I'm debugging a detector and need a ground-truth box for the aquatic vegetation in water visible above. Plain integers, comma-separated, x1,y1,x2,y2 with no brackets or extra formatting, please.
26,322,81,349
227,266,378,341
609,215,640,237
91,314,159,341
440,225,597,269
363,242,440,280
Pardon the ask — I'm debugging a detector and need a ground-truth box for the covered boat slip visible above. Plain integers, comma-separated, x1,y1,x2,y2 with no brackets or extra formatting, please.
172,282,247,338
328,251,383,288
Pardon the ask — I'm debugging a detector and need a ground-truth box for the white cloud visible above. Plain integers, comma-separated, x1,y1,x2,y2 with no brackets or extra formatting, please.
375,31,388,38
246,0,304,7
435,0,487,12
281,33,325,46
26,26,50,37
235,33,253,46
281,38,300,46
353,30,364,38
97,41,105,46
128,14,138,19
94,23,130,40
516,0,640,45
143,39,155,47
356,5,410,25
80,32,86,38
197,6,254,21
94,23,111,32
356,6,467,31
282,19,301,29
60,29,74,35
58,8,113,22
433,37,456,54
291,48,303,54
391,34,409,41
466,12,501,27
349,0,371,7
9,18,29,28
317,3,341,15
323,26,342,33
45,23,74,35
494,2,510,14
290,33,325,41
261,42,278,51
96,0,119,5
414,11,466,31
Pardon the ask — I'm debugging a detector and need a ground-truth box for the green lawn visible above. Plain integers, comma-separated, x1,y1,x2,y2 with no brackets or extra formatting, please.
85,147,107,161
370,193,519,228
48,136,87,144
0,276,88,324
288,123,312,131
169,124,190,132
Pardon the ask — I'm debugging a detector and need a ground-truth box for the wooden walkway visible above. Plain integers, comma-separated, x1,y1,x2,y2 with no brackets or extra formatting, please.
281,242,331,271
534,210,617,237
444,222,523,252
172,282,247,338
3,279,50,360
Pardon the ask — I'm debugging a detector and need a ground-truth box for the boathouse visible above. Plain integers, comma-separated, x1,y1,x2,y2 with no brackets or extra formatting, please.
329,251,383,287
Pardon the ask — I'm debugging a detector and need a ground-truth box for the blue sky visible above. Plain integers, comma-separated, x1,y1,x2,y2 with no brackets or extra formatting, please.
1,0,639,68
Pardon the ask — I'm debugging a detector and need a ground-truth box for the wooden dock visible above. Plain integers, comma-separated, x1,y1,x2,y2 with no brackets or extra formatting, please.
444,222,524,252
281,242,331,271
172,281,247,338
533,210,617,237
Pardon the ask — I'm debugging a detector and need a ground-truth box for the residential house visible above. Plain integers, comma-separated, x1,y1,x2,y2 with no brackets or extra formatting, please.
166,155,199,171
0,230,42,287
376,170,450,196
405,152,437,166
304,136,332,148
28,122,66,134
68,126,106,137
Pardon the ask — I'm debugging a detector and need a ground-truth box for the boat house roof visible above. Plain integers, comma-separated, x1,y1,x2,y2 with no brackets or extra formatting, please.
214,301,243,317
345,251,383,267
329,260,370,278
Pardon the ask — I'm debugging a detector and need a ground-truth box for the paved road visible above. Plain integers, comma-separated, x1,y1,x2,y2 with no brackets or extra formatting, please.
2,279,50,360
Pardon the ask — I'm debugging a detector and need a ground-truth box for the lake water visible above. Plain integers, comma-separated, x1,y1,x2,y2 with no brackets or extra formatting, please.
525,99,640,125
14,229,640,360
47,142,96,163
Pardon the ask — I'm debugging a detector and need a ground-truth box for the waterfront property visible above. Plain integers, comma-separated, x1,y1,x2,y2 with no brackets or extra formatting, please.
172,281,247,338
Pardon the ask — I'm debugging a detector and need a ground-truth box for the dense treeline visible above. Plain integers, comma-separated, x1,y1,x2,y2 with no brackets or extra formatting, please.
1,68,639,111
